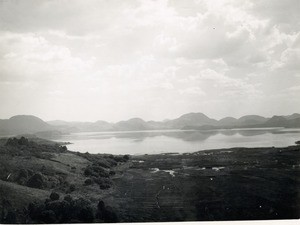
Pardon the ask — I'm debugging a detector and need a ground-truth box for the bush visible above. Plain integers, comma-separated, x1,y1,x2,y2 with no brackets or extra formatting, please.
69,184,76,192
18,169,28,179
109,170,116,176
40,210,56,223
103,206,119,223
84,178,93,186
24,196,121,223
93,177,112,189
16,169,29,185
50,192,60,201
96,200,118,222
84,167,94,177
123,155,130,161
100,183,111,190
28,202,45,220
78,206,94,222
18,137,29,145
84,165,110,178
64,195,73,202
60,146,68,152
95,160,110,168
4,210,17,223
45,200,62,215
27,173,45,189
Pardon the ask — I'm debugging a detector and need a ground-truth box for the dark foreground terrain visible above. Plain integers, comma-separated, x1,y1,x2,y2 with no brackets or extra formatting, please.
0,136,299,223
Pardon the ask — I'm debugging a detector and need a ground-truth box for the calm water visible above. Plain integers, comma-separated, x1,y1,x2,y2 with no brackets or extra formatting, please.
53,128,300,155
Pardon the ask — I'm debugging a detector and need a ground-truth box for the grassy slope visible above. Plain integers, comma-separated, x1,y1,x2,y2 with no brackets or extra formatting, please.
0,137,299,222
0,137,127,223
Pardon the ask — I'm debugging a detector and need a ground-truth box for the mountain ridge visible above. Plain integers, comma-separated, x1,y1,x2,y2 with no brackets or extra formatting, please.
1,112,300,135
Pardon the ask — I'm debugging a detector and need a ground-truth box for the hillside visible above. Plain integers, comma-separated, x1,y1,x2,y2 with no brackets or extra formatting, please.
237,115,268,126
114,118,150,131
0,137,299,223
0,115,52,135
165,112,218,128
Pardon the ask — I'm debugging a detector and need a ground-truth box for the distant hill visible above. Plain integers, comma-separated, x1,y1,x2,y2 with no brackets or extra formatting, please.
286,118,300,128
284,113,300,120
237,115,268,126
0,115,52,135
1,112,300,135
47,120,114,132
263,116,300,128
263,116,288,127
114,118,150,131
166,112,218,128
218,117,238,126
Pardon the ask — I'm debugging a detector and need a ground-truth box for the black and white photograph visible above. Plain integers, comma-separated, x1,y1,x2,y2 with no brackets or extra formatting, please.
0,0,299,224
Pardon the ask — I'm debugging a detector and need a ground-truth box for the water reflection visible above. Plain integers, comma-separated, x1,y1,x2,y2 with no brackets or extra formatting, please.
52,128,300,154
57,128,300,143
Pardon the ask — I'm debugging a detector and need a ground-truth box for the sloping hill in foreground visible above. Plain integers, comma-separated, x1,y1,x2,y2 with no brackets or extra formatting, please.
0,136,299,223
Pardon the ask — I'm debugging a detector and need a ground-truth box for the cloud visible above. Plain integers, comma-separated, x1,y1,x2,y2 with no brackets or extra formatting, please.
0,0,299,121
179,87,206,96
248,0,300,33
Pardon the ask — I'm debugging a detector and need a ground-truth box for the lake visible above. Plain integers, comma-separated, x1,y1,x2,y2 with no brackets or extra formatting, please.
53,128,300,155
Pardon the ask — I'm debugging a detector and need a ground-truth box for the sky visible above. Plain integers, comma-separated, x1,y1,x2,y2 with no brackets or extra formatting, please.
0,0,299,122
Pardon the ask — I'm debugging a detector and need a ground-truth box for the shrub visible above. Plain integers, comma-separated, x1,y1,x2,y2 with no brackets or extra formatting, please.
18,137,29,145
84,178,93,186
93,177,112,189
27,173,45,189
18,169,28,179
78,206,94,222
84,167,94,177
103,206,119,223
64,195,73,203
84,165,109,178
95,160,110,168
40,210,56,223
28,202,45,220
123,155,130,161
4,210,17,224
97,200,105,211
96,200,118,222
25,196,102,223
60,146,68,152
50,192,60,201
109,170,116,176
69,184,76,192
16,169,29,185
45,200,62,215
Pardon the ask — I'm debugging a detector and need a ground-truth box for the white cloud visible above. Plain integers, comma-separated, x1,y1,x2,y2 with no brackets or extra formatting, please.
179,87,206,96
0,0,299,121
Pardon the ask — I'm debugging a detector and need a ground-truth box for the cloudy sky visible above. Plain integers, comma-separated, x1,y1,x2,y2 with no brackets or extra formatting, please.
0,0,299,122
